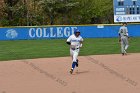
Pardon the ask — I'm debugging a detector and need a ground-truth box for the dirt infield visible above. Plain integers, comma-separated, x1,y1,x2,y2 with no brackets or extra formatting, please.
0,53,140,93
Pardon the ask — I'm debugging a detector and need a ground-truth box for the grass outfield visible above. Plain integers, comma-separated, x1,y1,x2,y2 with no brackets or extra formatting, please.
0,38,140,61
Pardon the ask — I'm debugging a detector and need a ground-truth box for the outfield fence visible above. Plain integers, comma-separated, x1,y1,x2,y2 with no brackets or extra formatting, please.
0,24,140,40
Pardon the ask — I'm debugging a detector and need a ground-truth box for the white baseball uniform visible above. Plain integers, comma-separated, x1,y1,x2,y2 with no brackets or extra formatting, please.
67,34,83,62
118,26,129,53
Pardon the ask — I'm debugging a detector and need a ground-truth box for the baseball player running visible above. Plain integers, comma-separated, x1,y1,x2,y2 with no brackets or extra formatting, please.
66,29,83,74
118,22,129,56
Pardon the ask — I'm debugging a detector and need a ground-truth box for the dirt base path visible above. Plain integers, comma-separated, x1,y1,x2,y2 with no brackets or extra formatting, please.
0,53,140,93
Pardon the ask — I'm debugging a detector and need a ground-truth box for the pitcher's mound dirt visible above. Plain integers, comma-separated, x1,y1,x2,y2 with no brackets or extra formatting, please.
0,53,140,93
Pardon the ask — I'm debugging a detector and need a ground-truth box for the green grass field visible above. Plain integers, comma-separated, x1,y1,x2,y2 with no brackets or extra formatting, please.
0,38,140,61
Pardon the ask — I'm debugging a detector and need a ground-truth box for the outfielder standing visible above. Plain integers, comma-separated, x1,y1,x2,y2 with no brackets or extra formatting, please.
118,22,129,56
66,29,83,74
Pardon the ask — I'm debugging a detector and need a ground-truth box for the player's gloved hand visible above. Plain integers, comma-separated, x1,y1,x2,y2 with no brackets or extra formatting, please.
128,36,130,40
119,39,121,42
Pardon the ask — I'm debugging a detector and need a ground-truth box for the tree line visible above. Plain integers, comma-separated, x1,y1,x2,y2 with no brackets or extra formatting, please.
0,0,113,26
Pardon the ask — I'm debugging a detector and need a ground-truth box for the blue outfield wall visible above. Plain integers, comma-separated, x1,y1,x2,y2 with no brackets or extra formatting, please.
0,24,140,40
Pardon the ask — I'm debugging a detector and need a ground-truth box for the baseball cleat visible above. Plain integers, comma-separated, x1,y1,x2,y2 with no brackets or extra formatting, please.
70,69,73,74
122,53,125,56
124,53,127,55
